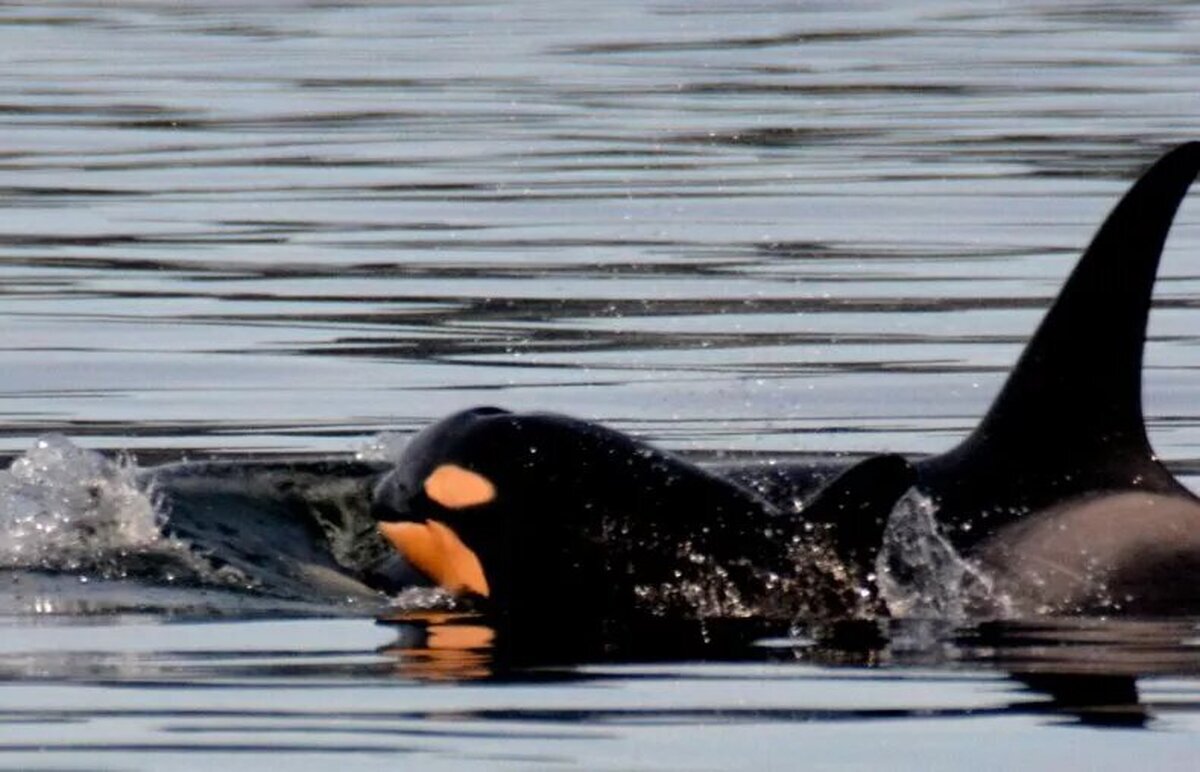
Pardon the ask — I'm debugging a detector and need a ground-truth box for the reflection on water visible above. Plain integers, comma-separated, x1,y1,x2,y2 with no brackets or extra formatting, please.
0,613,1196,767
5,0,1200,767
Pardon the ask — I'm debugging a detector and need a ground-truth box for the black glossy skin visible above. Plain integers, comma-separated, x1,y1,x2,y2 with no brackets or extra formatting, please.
373,408,780,626
372,408,914,633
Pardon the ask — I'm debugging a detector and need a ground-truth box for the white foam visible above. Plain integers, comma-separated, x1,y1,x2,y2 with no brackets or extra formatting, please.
0,435,202,581
387,586,463,612
354,432,410,464
875,489,1010,619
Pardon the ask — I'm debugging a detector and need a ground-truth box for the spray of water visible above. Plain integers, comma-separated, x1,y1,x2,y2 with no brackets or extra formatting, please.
0,435,242,587
355,432,410,464
875,489,1011,619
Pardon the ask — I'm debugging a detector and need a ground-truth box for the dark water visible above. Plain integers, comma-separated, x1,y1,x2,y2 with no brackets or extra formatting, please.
5,1,1200,767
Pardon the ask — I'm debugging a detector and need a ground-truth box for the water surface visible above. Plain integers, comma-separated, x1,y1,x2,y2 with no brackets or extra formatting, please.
5,1,1200,768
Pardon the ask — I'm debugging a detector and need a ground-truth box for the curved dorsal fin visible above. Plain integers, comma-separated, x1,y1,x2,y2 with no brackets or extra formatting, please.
919,143,1200,537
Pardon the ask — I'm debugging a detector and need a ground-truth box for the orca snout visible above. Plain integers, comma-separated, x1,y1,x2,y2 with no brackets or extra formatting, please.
371,468,492,599
371,470,418,523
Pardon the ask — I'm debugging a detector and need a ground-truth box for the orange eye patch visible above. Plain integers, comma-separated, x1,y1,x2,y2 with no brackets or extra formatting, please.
423,464,496,509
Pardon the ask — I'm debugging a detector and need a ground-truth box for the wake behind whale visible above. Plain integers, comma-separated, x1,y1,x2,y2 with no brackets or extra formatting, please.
0,435,408,616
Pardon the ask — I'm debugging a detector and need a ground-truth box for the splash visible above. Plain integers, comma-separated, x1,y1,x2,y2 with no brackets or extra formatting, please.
355,432,410,464
632,548,759,619
631,532,871,622
0,435,244,587
875,489,1010,619
386,586,465,613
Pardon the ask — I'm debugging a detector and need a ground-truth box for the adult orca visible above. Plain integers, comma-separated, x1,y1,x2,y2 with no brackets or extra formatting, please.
911,141,1200,614
715,141,1200,615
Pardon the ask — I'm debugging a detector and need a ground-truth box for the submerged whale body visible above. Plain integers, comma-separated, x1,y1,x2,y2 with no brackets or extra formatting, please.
371,143,1200,620
0,437,410,614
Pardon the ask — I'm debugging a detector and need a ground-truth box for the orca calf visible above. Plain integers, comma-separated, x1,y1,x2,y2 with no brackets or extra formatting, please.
371,406,913,635
372,143,1200,621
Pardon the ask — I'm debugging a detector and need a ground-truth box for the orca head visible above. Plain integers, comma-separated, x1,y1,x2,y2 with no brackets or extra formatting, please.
371,407,796,625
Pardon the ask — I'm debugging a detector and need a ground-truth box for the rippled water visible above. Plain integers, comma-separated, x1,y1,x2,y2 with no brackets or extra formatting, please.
6,1,1200,767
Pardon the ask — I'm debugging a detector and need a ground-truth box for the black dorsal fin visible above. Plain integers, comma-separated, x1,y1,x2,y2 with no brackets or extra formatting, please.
919,142,1200,539
801,454,915,570
966,142,1200,466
